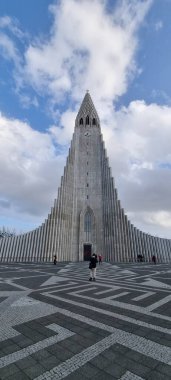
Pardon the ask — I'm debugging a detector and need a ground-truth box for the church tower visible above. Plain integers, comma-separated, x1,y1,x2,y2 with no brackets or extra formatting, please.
71,91,104,261
0,93,171,263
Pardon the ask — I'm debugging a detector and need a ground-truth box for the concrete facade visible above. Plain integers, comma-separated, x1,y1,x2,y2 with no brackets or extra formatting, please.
0,93,171,262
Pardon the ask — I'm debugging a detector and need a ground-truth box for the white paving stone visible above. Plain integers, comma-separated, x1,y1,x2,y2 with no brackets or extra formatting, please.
132,291,155,301
40,276,71,287
119,371,145,380
141,278,171,289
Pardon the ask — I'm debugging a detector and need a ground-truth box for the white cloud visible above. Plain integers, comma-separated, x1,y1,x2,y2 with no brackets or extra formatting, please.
0,32,19,62
49,110,76,145
154,20,163,31
23,0,152,107
104,100,171,238
0,112,65,231
0,15,26,39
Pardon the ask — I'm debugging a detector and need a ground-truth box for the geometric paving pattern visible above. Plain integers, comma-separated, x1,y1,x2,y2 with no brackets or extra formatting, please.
0,262,170,379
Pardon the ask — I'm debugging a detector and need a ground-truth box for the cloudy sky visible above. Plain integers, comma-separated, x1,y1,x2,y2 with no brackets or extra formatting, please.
0,0,171,238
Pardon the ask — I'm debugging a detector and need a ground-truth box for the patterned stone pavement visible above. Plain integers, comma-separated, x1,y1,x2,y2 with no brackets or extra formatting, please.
0,261,170,380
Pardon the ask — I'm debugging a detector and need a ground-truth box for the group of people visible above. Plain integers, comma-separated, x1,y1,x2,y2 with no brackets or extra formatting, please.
137,254,157,264
89,253,102,281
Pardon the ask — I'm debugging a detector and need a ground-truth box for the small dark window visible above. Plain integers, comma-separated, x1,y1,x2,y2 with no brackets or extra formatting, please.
87,195,89,199
87,161,88,165
87,172,88,175
87,183,89,187
92,118,96,125
80,118,83,125
86,115,89,125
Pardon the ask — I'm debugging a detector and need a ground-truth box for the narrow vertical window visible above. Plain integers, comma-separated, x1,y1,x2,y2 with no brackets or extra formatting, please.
86,115,89,125
92,118,96,125
84,212,92,232
80,118,83,125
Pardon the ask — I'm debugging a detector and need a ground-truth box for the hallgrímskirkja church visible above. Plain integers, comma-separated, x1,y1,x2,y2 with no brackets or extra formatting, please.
0,93,170,263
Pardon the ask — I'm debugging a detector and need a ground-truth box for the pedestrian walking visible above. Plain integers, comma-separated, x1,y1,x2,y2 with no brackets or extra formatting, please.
89,253,98,281
53,255,57,265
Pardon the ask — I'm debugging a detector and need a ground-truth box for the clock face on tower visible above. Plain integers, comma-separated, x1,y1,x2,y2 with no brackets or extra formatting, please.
84,132,91,137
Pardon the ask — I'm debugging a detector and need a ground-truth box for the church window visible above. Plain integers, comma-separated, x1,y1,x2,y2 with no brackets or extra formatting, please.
92,118,96,125
86,115,89,125
84,212,92,232
87,183,89,187
87,195,89,199
80,118,83,125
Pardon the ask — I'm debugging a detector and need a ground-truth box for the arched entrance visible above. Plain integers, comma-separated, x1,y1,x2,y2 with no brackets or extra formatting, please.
84,244,92,261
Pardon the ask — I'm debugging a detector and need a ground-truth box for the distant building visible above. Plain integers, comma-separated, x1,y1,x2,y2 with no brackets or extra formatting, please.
0,93,170,262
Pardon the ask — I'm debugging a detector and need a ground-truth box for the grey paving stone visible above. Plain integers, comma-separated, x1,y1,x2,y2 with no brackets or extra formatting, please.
121,358,152,377
147,369,171,380
16,356,37,370
23,363,45,379
93,370,117,379
2,344,20,355
78,362,101,378
156,363,171,377
0,363,19,379
104,362,125,378
158,338,171,347
47,345,72,360
64,371,88,380
101,348,121,362
125,351,159,369
5,371,30,380
31,349,52,361
41,354,60,370
89,355,112,370
66,342,85,354
14,338,33,348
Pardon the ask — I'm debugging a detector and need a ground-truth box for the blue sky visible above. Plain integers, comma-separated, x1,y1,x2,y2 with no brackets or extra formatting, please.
1,0,171,238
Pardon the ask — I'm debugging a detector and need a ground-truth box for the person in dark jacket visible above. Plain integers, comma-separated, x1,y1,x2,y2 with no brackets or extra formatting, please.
89,253,98,281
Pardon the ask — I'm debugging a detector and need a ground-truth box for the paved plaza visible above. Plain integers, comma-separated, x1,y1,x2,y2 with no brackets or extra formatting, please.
0,261,170,380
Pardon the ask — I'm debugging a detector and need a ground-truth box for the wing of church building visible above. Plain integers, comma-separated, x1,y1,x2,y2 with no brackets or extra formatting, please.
0,92,170,263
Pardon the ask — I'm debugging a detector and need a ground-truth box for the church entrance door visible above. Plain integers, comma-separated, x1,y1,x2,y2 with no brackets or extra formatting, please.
84,244,92,261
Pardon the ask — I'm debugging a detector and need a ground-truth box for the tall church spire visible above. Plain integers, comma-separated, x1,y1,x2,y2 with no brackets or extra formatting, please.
75,91,100,127
0,93,170,264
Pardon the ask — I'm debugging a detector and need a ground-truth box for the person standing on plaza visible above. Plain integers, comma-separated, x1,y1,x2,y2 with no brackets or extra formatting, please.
152,255,156,264
53,255,57,265
98,254,102,264
89,253,98,281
